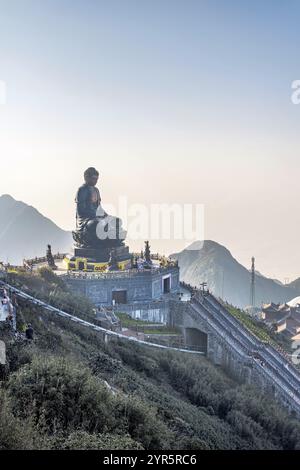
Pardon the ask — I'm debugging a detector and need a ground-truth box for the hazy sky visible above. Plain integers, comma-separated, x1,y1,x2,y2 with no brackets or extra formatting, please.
0,0,299,281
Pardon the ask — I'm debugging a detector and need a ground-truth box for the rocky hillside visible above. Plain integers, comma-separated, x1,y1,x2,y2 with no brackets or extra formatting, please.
288,278,300,292
171,240,299,308
1,269,300,450
0,194,72,264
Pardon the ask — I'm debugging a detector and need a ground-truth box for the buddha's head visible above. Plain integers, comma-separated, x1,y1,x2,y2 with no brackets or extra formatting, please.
84,167,99,186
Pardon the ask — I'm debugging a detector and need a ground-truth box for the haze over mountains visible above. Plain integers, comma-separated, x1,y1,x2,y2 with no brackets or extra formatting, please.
0,194,72,264
1,194,299,309
170,240,300,308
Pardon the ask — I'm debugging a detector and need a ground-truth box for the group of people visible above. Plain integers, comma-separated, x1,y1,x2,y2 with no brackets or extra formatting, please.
0,288,34,341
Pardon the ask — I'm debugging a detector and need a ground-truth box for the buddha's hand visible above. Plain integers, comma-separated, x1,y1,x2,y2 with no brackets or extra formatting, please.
98,211,108,219
96,204,108,219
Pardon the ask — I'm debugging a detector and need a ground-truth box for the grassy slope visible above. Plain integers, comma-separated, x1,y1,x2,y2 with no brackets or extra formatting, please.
226,305,292,352
115,312,180,334
1,269,300,450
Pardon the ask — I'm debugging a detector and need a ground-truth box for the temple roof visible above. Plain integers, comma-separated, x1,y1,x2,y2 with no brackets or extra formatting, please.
262,302,280,313
286,318,300,334
287,296,300,308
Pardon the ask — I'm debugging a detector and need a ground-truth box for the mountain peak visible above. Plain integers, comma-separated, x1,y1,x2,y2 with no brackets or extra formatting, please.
172,240,299,307
184,239,233,256
0,194,14,200
0,195,72,264
0,194,17,204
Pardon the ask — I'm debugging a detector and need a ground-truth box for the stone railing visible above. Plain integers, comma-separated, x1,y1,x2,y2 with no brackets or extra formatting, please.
180,281,198,294
61,264,179,280
132,252,178,268
23,253,67,270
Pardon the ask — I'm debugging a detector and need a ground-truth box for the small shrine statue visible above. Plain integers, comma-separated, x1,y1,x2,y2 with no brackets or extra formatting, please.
108,248,119,271
143,241,152,268
46,245,57,270
144,240,151,263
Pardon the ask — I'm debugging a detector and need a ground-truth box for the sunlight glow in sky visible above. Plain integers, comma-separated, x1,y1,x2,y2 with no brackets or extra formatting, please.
0,0,300,280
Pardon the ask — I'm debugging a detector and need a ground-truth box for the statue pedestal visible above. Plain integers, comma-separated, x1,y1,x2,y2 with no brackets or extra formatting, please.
74,245,130,263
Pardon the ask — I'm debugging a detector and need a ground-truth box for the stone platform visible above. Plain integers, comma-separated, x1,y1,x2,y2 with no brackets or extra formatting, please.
60,264,180,306
74,245,130,262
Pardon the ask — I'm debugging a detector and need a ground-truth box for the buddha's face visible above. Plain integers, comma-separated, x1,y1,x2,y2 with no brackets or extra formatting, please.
85,174,99,186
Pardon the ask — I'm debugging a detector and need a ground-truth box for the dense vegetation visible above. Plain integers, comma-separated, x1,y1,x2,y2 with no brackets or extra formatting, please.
1,269,300,450
226,305,292,352
6,267,96,322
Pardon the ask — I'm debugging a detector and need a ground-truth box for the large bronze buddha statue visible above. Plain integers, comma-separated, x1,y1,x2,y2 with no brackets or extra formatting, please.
72,167,126,249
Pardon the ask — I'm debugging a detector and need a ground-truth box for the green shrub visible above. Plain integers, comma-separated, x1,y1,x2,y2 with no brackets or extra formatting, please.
0,389,48,449
38,267,65,288
53,430,143,450
8,357,113,434
114,395,172,449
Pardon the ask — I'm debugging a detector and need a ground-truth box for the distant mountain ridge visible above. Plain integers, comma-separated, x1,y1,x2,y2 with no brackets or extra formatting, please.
0,194,72,264
170,240,300,308
287,278,300,291
1,195,299,309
